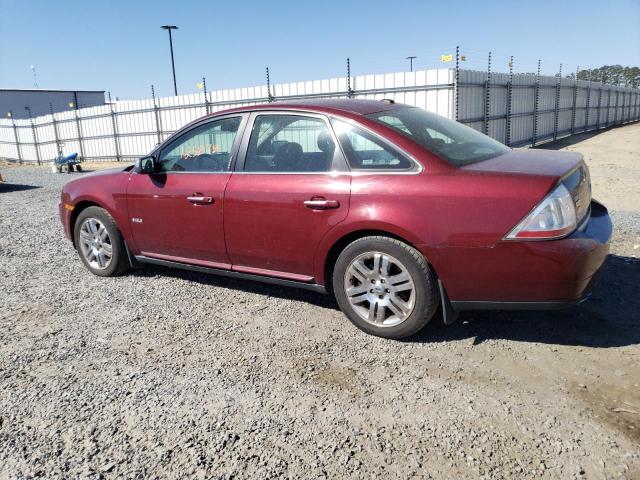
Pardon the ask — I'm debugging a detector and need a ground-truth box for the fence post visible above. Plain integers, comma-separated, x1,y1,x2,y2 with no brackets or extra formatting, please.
584,71,592,132
505,55,514,146
72,93,86,161
25,107,40,165
483,51,492,136
621,89,626,123
49,103,61,160
605,88,611,127
595,80,602,130
266,67,274,102
346,58,354,98
107,92,121,162
10,112,22,164
151,85,162,145
454,46,460,121
532,59,541,146
617,89,623,124
570,75,578,135
553,64,562,141
202,76,210,114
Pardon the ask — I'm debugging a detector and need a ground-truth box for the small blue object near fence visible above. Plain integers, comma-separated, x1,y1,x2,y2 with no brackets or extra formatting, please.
52,152,82,174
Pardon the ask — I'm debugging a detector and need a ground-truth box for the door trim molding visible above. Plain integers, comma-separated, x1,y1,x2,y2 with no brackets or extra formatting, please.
134,255,328,294
140,251,231,270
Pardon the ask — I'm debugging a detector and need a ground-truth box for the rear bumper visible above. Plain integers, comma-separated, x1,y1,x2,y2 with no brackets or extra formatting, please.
424,200,612,308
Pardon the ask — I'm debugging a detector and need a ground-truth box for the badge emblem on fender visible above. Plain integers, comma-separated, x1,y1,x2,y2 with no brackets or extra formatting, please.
132,218,143,223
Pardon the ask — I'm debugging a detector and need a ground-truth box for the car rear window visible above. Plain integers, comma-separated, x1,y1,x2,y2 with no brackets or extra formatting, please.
367,107,510,167
331,119,413,170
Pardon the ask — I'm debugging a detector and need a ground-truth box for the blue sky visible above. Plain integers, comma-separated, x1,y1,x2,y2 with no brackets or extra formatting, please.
1,0,639,100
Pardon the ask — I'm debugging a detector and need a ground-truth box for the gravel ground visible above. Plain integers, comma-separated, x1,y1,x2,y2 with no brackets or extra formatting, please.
1,124,639,479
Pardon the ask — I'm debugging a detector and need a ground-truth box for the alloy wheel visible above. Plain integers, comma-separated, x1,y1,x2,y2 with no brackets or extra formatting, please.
78,218,113,270
343,251,416,327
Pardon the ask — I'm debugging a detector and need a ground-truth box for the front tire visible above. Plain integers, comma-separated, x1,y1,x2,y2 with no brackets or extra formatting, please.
74,206,130,277
332,236,438,339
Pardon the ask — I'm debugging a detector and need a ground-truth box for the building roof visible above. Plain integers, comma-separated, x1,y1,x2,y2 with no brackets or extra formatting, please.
0,88,105,93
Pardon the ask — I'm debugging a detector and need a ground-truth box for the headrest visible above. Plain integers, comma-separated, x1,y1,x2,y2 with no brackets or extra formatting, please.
317,131,335,153
283,142,303,157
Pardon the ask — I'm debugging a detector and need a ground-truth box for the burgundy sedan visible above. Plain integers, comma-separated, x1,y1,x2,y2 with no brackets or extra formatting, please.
59,99,611,339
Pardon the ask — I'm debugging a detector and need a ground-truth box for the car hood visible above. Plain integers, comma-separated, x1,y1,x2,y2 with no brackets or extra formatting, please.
461,149,583,178
62,165,133,198
83,165,134,177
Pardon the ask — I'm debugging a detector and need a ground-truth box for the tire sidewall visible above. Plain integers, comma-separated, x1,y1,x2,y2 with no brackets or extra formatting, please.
73,206,126,277
333,237,437,339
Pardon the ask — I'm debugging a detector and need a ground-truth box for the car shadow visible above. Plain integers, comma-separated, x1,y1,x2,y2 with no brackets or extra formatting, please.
0,183,41,193
132,265,340,310
135,254,639,348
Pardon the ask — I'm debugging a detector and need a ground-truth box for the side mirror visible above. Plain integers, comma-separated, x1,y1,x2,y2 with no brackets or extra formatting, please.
137,156,158,174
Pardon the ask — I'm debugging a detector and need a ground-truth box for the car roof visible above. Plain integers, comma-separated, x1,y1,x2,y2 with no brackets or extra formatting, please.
207,98,404,118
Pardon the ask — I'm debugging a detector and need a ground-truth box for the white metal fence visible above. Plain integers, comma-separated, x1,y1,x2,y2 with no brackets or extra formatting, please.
0,68,638,164
458,70,640,146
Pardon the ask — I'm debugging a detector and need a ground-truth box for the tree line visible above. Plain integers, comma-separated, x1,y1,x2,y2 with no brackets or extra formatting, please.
564,65,639,87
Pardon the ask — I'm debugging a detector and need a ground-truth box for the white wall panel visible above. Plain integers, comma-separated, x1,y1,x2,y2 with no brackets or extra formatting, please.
1,68,638,163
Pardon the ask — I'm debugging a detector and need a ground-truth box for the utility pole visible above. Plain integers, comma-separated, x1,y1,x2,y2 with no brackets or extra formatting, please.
406,56,417,72
161,25,179,96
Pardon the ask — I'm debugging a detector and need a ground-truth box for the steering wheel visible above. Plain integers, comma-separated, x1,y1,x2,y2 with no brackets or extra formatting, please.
197,154,227,171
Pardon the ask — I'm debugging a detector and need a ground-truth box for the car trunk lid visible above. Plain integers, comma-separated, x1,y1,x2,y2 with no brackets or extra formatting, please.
461,149,583,177
462,149,591,224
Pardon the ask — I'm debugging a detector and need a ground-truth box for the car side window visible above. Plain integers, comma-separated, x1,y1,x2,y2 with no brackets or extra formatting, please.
244,115,336,172
157,117,242,172
331,119,413,170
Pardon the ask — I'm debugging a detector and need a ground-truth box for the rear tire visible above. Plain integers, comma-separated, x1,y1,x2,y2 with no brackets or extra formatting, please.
74,206,130,277
332,236,438,339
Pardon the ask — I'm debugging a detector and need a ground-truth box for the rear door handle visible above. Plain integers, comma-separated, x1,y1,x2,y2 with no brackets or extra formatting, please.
304,199,340,210
187,195,213,205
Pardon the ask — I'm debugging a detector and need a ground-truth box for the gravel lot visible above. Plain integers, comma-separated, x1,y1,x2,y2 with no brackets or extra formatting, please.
1,123,639,479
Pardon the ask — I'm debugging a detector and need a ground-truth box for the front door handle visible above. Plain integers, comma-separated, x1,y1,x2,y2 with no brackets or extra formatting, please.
304,199,340,210
187,195,213,205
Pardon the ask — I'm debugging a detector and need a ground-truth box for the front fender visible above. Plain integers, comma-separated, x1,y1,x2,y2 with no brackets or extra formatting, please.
60,172,132,246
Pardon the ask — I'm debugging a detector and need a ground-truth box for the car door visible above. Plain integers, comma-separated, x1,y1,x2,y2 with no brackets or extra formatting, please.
224,112,351,281
127,114,246,268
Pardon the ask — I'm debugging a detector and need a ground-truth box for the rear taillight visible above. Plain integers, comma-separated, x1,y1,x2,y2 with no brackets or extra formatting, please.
505,184,577,240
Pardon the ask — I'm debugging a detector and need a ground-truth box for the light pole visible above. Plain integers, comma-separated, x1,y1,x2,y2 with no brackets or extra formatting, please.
161,25,179,96
406,56,417,72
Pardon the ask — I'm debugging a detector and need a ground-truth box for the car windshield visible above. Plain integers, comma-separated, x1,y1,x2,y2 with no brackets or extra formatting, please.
367,107,510,167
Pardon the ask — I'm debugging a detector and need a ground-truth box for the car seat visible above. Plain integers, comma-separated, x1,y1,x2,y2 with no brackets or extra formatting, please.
272,142,304,171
